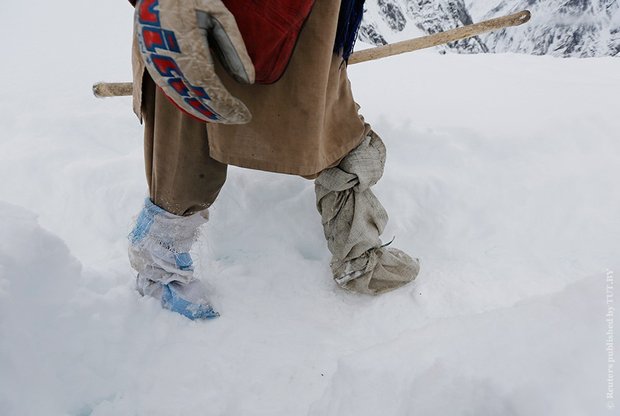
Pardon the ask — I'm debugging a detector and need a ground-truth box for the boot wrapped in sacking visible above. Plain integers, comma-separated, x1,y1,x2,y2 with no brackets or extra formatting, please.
315,131,420,295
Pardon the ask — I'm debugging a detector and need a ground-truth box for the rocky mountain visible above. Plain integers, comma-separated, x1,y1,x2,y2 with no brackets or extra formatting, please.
358,0,488,54
361,0,620,57
480,0,619,57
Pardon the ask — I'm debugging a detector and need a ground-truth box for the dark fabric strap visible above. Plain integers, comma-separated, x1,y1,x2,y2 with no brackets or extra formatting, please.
334,0,365,61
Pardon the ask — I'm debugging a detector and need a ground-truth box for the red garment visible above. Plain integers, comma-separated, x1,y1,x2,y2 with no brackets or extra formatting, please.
222,1,315,83
129,0,315,84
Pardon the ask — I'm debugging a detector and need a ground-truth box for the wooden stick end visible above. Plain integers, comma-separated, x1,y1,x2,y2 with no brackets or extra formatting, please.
518,10,532,25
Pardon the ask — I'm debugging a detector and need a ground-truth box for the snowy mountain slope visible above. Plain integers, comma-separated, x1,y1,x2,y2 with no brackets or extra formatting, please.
365,0,620,57
359,0,488,53
466,0,499,20
481,0,620,57
1,1,620,415
0,205,610,415
310,276,605,415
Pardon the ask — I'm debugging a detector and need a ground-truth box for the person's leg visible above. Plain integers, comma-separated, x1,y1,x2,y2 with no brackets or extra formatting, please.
315,130,420,295
128,74,228,319
142,74,228,217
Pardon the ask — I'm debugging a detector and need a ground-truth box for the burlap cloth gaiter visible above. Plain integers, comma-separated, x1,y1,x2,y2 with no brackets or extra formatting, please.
315,131,420,295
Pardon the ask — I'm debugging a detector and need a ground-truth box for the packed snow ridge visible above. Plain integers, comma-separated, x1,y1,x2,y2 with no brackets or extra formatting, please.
2,50,619,415
1,1,619,415
361,0,620,57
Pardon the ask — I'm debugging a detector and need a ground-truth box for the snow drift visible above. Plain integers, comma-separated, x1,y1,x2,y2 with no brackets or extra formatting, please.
0,1,619,415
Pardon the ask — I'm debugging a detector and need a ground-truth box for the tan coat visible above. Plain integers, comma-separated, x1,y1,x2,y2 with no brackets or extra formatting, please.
132,0,367,176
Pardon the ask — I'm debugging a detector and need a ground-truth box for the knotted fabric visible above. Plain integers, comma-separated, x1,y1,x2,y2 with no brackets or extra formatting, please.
315,131,420,295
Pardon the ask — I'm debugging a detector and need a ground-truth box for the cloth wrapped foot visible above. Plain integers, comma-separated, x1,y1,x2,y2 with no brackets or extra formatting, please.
137,275,219,320
331,246,420,295
129,198,219,320
316,131,420,295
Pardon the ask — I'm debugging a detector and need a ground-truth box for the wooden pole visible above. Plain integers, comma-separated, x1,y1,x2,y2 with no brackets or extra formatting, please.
93,10,531,98
92,82,133,98
347,10,530,65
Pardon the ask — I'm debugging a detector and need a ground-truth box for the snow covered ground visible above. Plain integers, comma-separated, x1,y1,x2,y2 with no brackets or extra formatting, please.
1,2,619,415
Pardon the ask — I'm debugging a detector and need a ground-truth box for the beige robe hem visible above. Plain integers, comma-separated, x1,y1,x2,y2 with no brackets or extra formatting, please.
208,130,367,177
